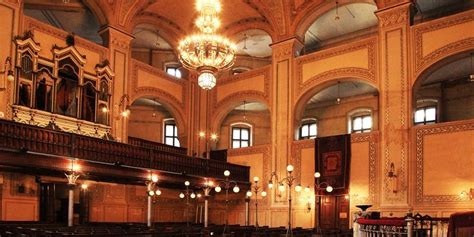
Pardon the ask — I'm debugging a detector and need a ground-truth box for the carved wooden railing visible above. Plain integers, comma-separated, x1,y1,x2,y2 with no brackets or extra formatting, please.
128,136,187,155
0,119,250,182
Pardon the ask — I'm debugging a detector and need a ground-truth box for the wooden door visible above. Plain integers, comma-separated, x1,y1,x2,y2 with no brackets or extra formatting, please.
317,195,349,230
39,183,56,223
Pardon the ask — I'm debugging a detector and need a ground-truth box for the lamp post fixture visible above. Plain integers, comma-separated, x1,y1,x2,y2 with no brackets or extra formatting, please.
65,159,80,227
268,165,303,237
146,173,160,228
214,170,240,235
313,171,333,233
199,132,218,159
246,176,267,228
179,180,197,229
201,178,214,228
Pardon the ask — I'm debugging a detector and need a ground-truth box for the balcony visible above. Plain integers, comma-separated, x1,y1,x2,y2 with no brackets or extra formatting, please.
0,119,250,183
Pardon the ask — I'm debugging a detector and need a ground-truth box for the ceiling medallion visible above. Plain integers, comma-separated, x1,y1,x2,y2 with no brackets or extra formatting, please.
177,0,237,90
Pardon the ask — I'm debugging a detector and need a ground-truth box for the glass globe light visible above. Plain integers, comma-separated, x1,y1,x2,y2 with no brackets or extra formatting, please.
179,193,185,199
233,186,240,193
326,186,334,193
215,186,222,193
253,176,259,183
314,172,321,178
304,186,311,193
286,165,294,172
148,190,155,196
155,190,162,196
197,193,202,198
6,71,14,81
295,184,302,193
224,170,230,177
185,181,190,186
278,184,286,192
151,174,159,183
268,181,273,189
261,191,267,197
190,193,196,199
198,72,216,90
246,191,252,197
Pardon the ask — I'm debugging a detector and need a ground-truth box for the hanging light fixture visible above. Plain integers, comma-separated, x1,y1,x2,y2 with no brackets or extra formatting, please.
336,81,341,105
334,1,340,21
177,0,237,90
242,100,247,121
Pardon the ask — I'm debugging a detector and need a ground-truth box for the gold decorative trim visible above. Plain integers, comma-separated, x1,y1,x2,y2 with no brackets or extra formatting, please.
415,120,474,204
412,10,474,80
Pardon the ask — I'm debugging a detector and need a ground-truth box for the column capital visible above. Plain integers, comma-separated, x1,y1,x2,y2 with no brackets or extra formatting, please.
98,26,135,51
270,37,304,61
375,2,415,28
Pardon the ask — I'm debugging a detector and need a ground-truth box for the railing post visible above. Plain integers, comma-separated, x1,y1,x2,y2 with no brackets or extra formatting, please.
406,216,415,237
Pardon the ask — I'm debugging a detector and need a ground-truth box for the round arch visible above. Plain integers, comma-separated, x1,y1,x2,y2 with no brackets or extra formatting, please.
293,77,379,133
128,14,185,50
82,0,109,26
224,21,277,43
292,0,376,41
129,93,187,147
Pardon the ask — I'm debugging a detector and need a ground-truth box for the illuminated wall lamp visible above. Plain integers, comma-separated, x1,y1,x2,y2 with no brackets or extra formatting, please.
1,57,14,89
460,188,474,200
387,162,398,193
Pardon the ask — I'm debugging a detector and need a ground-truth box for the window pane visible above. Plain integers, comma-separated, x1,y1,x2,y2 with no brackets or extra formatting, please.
309,124,317,136
425,108,436,121
232,128,241,139
165,125,174,136
353,117,362,130
241,129,249,140
174,126,178,136
174,138,180,147
362,116,372,129
165,138,173,146
415,109,425,123
175,69,182,78
232,141,240,149
241,141,249,148
166,68,175,75
301,125,309,137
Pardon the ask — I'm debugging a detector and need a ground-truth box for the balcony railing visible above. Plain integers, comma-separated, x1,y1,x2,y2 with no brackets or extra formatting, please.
128,136,187,155
0,119,250,182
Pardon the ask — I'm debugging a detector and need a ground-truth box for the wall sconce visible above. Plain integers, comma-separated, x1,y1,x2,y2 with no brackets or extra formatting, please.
1,57,14,89
117,94,130,118
387,162,398,193
460,188,474,200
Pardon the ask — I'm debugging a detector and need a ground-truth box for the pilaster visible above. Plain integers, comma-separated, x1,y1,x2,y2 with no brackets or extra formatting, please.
99,26,134,142
270,38,303,204
376,2,413,209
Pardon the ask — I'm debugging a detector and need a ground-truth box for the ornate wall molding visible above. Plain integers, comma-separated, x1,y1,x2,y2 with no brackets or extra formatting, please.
415,120,474,204
412,10,474,82
295,37,378,99
351,132,379,205
376,4,410,28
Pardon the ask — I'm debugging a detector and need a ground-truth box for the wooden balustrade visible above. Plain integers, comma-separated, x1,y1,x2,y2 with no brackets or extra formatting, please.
128,136,187,155
0,119,250,182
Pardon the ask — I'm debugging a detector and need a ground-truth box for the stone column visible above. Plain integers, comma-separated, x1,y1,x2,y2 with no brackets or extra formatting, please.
204,195,209,228
68,187,74,227
99,27,134,143
375,1,413,207
147,195,152,227
270,38,303,205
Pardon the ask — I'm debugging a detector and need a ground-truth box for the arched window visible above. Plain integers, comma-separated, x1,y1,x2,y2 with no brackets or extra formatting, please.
163,118,180,147
299,119,317,140
81,82,97,122
348,109,372,134
35,71,54,112
56,65,79,117
231,123,252,148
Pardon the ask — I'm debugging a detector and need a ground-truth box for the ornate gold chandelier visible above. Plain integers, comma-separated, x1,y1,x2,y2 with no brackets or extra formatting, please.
178,0,237,90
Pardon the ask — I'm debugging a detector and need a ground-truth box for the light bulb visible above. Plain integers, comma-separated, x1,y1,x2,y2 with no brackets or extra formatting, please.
314,172,321,178
215,186,222,193
295,185,302,193
101,106,108,113
185,181,190,186
179,193,185,199
199,131,205,138
151,174,159,183
304,186,311,193
210,133,218,140
261,191,267,197
326,186,333,193
253,176,259,183
224,170,230,177
344,194,349,200
6,70,14,81
286,165,294,172
246,191,252,197
233,186,240,193
278,184,285,192
268,182,273,189
197,193,202,198
190,193,196,199
148,190,155,196
81,184,88,190
207,180,214,187
155,190,162,196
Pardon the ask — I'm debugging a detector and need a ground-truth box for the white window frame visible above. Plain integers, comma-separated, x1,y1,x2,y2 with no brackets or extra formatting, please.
164,63,182,78
348,109,373,134
163,118,180,147
230,122,253,149
299,118,317,140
